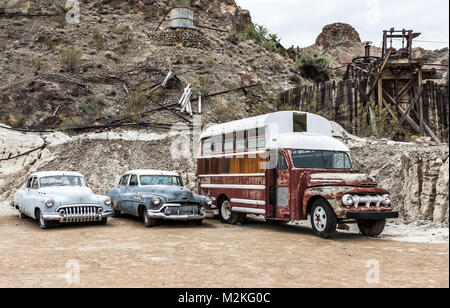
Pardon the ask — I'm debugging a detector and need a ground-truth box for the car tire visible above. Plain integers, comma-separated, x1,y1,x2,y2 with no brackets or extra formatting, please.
219,199,240,225
36,210,52,230
143,211,157,228
310,199,337,239
18,211,28,219
358,219,386,237
97,217,108,225
112,208,121,218
237,213,247,225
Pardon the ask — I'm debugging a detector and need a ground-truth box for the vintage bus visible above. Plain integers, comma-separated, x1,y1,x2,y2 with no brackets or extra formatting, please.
197,111,398,238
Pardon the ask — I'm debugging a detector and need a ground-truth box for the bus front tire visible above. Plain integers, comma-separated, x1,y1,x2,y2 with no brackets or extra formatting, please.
310,199,337,239
219,199,240,225
358,219,386,237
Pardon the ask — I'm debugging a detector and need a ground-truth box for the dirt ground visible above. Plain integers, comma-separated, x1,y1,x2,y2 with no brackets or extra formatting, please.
0,209,448,288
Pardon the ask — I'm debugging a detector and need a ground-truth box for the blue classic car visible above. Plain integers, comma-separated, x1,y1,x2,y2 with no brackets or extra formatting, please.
106,170,214,227
13,171,114,229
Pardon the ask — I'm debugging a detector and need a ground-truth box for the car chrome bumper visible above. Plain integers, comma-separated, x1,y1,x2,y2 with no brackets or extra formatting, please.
42,210,113,223
346,211,399,220
147,210,214,221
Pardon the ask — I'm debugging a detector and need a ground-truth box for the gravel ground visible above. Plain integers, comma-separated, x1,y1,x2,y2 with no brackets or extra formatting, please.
0,202,448,288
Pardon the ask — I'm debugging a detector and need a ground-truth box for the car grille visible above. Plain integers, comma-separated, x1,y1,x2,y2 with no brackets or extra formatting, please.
58,206,102,223
166,205,199,216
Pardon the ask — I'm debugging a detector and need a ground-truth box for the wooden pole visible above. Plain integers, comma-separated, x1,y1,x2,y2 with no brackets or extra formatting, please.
418,68,424,134
378,78,383,109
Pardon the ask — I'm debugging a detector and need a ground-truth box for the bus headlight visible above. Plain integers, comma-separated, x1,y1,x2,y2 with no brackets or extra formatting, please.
342,194,354,206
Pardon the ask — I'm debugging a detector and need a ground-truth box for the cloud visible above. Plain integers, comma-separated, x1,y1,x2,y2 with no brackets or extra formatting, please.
235,0,449,50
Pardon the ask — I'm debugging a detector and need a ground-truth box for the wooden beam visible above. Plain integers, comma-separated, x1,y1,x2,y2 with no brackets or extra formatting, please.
377,78,383,108
368,50,392,96
383,89,421,133
418,68,424,134
398,78,416,100
389,86,423,139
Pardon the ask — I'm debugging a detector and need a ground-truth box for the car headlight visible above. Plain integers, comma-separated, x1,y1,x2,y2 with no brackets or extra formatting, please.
152,197,161,206
104,198,112,206
205,197,213,206
382,194,391,205
45,199,55,208
342,194,354,206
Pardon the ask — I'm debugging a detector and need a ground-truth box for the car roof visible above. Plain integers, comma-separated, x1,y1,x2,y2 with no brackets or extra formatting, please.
123,170,180,177
30,171,85,178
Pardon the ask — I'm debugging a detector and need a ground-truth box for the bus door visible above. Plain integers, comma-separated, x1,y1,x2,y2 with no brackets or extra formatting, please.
268,152,291,219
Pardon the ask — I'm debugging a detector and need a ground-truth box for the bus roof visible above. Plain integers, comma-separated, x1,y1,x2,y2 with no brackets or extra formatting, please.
199,111,332,140
268,133,350,152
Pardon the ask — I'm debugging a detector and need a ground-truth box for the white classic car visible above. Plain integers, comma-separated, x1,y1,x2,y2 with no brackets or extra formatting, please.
12,171,114,229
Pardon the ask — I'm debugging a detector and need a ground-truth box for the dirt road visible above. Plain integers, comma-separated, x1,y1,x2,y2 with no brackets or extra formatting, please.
0,211,448,288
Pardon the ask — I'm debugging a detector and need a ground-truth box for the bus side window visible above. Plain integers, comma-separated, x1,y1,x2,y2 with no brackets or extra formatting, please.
202,138,212,154
224,133,234,152
236,131,246,151
212,135,223,154
248,128,257,150
257,127,266,148
277,154,288,170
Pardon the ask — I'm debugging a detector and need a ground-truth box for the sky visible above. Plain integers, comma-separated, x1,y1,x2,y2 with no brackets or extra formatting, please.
235,0,450,51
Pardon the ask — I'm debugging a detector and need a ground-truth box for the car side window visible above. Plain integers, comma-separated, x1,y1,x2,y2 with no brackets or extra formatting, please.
277,153,289,171
119,175,130,186
129,175,138,186
31,177,39,189
26,177,33,188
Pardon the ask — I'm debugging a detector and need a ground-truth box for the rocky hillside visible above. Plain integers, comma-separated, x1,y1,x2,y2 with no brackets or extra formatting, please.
0,0,298,129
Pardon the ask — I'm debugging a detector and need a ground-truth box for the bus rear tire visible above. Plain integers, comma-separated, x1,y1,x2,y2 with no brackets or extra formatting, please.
310,199,337,239
219,199,240,225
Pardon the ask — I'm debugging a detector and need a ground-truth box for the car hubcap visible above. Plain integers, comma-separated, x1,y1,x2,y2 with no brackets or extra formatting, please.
313,206,327,232
221,201,232,221
39,213,45,227
144,213,148,224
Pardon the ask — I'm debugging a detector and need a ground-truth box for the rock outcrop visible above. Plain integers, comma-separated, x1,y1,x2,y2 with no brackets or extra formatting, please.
315,23,361,48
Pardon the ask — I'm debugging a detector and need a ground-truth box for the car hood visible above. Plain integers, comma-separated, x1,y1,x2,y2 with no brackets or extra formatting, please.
38,186,98,204
307,173,378,188
138,185,196,202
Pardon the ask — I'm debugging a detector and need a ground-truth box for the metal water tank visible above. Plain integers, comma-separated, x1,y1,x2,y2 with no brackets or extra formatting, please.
170,8,194,29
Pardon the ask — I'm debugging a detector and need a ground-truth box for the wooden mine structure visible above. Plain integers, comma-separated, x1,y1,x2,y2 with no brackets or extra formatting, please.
344,28,446,143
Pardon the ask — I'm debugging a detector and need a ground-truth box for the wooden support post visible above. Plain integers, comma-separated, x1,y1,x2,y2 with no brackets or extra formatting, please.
378,78,383,109
418,68,424,134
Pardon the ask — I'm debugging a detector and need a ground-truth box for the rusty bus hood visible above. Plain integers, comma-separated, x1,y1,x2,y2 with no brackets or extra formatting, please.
307,173,378,187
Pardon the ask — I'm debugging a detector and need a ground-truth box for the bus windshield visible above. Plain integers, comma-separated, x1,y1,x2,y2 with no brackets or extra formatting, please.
292,150,352,170
40,176,88,188
139,176,183,186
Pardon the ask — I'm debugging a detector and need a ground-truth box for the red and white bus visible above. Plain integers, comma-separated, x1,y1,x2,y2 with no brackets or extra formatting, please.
197,111,398,238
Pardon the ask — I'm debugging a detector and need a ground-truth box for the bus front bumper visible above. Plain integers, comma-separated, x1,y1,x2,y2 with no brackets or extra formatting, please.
346,211,399,220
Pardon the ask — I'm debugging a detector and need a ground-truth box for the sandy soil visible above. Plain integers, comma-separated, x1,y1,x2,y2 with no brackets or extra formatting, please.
0,203,448,288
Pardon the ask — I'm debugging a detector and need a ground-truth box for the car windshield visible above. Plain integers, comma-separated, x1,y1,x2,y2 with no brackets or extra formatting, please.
292,150,352,170
139,175,183,186
40,176,88,188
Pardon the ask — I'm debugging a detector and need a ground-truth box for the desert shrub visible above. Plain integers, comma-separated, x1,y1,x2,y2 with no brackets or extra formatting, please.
118,33,133,54
198,76,213,96
81,96,103,115
60,48,83,71
92,29,106,49
32,58,43,71
296,50,333,83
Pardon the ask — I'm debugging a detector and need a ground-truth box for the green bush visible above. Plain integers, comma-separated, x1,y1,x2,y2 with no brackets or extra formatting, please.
81,96,103,115
296,50,333,83
240,24,286,56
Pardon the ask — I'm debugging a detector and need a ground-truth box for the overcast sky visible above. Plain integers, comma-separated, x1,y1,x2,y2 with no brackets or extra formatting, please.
235,0,449,51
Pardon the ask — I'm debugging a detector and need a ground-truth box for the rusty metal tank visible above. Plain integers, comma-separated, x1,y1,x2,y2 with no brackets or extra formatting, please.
170,8,194,29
